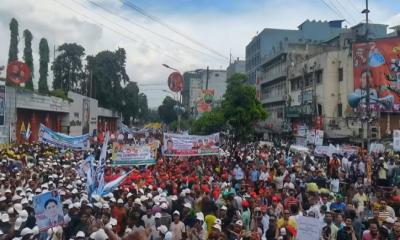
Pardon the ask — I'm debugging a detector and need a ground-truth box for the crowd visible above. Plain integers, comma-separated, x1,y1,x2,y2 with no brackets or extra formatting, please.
0,137,399,240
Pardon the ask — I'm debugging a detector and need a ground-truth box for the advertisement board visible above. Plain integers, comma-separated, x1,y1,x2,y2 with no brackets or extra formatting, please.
163,132,220,156
353,37,400,111
112,143,156,166
197,89,214,113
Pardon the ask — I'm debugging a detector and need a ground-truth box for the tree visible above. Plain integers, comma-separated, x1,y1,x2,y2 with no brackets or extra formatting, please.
121,82,139,125
52,43,85,93
158,96,178,124
145,109,161,123
86,48,129,110
23,29,34,90
38,38,50,94
138,93,149,121
8,18,18,64
222,73,267,142
191,109,225,135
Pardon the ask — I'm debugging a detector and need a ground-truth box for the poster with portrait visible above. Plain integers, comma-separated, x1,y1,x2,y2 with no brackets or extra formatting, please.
33,190,64,231
0,86,4,126
353,37,400,111
112,143,156,166
163,132,220,156
82,98,90,134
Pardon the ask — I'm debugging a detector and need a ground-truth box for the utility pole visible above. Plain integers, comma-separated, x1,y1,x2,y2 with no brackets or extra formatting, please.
362,0,371,148
206,66,209,90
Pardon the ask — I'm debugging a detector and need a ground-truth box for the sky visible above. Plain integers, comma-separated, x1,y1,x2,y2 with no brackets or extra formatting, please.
0,0,400,108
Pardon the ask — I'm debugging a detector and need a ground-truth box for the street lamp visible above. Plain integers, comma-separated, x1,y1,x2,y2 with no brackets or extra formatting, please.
162,64,180,72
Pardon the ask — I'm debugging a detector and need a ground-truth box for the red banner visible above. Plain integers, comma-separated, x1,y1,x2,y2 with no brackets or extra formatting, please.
352,37,400,110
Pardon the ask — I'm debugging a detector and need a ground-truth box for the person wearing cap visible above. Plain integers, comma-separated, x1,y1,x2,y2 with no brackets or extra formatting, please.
187,213,206,240
380,217,396,240
160,203,172,228
112,198,127,235
330,194,346,213
141,206,155,228
170,210,185,240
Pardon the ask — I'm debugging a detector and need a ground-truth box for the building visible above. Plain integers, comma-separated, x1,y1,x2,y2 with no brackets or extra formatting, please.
182,68,227,117
227,58,245,79
246,20,345,85
0,85,119,143
285,23,390,146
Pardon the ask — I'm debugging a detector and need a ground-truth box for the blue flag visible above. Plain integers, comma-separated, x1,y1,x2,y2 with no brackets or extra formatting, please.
94,132,109,195
99,169,134,196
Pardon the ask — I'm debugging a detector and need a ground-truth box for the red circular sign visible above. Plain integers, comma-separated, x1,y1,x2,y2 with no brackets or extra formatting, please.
168,72,183,92
6,61,31,84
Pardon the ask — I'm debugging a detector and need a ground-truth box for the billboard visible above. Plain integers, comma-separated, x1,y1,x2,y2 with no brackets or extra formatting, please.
353,37,400,111
112,143,156,166
163,132,220,156
197,89,214,113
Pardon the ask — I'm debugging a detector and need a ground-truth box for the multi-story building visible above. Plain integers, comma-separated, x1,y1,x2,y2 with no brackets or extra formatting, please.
227,58,246,80
286,23,389,145
246,20,345,85
182,69,227,117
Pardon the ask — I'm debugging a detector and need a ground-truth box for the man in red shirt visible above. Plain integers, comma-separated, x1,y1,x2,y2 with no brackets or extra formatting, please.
362,221,381,240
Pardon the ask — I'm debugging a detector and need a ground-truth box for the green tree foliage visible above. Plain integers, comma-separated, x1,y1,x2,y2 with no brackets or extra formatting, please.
52,43,85,93
145,109,161,123
121,82,139,125
38,38,50,94
221,73,267,142
191,109,225,135
86,48,129,111
8,18,18,63
158,96,178,124
23,29,34,90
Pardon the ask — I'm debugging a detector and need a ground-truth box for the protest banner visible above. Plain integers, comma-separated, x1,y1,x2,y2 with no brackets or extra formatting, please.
39,124,89,150
33,190,64,231
315,130,324,146
112,143,156,166
296,216,323,240
394,130,400,151
163,133,220,156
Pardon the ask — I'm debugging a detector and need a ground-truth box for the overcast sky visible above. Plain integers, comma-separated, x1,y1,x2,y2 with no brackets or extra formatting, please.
0,0,399,107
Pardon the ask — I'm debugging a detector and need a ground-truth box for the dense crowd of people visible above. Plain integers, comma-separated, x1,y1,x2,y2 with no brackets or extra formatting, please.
0,136,399,240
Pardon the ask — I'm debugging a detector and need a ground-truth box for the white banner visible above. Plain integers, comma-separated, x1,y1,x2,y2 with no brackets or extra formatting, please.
163,133,220,156
394,130,400,152
315,130,324,146
296,216,323,240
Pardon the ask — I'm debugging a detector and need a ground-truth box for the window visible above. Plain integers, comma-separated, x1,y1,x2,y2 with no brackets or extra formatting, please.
338,68,343,82
338,103,343,117
277,109,283,119
215,73,219,77
316,70,323,84
317,104,322,116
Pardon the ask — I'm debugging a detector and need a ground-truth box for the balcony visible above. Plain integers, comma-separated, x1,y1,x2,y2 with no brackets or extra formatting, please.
261,93,286,104
258,69,286,85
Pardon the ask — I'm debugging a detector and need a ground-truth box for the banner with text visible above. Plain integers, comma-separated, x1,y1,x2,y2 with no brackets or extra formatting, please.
39,124,89,150
112,143,156,166
163,132,220,156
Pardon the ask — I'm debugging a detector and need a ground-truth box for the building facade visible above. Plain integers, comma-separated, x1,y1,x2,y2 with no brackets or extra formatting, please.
227,58,246,80
246,20,345,85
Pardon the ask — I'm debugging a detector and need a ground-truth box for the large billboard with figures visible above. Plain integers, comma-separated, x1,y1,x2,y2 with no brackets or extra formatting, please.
352,37,400,111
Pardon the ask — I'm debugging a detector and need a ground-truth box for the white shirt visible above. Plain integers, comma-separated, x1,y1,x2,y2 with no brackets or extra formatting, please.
259,171,269,181
170,221,185,240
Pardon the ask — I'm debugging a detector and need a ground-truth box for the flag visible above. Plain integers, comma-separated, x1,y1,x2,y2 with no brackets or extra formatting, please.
20,122,26,135
25,123,31,141
79,155,95,198
94,132,109,195
99,169,134,196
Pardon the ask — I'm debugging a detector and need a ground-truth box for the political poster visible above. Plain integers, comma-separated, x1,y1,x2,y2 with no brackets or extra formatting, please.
39,124,89,150
33,190,64,231
352,37,400,111
296,216,323,240
315,130,324,146
112,143,156,166
306,130,315,145
197,89,214,113
163,133,220,156
394,129,400,151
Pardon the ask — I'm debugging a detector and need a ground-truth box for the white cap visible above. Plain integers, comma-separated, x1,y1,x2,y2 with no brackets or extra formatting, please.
1,214,9,223
32,226,39,235
89,229,108,240
173,210,180,216
183,203,192,209
160,202,168,210
196,213,204,221
384,217,396,224
157,225,168,235
127,193,133,198
221,205,228,211
20,228,33,236
14,203,23,213
155,212,162,219
165,232,172,240
212,224,221,231
21,198,28,205
19,210,28,221
117,199,124,204
76,231,85,238
235,220,243,227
